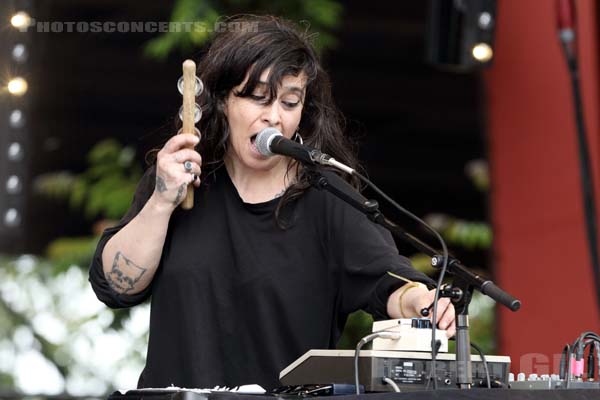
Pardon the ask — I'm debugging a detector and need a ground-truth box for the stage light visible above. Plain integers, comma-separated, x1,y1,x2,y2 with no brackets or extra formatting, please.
3,208,21,227
472,43,493,62
478,12,493,30
427,0,496,69
2,8,34,251
10,11,31,30
7,77,28,96
6,176,22,195
9,110,25,128
12,44,28,63
7,142,24,161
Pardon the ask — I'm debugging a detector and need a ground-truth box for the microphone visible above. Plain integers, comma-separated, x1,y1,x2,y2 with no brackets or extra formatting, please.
255,127,324,165
255,128,355,174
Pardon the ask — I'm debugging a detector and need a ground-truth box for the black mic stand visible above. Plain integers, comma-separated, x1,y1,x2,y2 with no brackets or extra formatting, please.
307,168,521,389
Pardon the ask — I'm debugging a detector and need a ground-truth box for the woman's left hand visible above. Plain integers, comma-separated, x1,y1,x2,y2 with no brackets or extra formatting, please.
400,287,456,337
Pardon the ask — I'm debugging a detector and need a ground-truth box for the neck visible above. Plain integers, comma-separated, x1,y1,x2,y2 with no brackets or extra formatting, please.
224,156,295,203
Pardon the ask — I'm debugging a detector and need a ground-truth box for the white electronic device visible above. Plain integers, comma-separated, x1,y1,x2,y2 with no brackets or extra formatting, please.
371,318,448,353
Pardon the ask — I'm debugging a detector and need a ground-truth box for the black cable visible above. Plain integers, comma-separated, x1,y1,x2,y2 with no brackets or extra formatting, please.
566,344,573,389
352,170,449,390
470,342,491,389
587,343,595,380
594,342,600,380
573,332,600,354
580,336,600,380
567,332,600,386
559,344,570,379
559,38,600,314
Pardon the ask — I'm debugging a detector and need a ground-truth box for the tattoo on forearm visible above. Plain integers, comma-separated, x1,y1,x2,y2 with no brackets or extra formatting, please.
156,175,167,192
105,251,147,294
173,183,186,205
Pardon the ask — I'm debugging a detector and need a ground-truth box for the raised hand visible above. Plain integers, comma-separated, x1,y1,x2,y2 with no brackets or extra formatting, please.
154,134,202,209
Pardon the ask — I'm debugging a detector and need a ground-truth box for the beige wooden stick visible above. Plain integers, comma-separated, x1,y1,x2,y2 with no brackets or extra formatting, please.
180,59,197,210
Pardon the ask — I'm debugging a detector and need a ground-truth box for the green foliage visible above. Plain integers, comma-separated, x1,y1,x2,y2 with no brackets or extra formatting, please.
424,214,493,250
144,0,343,60
337,310,373,349
145,0,219,59
45,237,99,274
422,159,493,250
409,253,437,276
32,171,75,201
0,373,14,389
34,139,141,222
32,139,141,288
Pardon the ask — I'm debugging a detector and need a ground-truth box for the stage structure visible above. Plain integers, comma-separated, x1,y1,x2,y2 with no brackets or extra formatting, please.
0,0,34,254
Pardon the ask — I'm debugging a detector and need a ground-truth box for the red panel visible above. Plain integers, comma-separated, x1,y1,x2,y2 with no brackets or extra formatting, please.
485,0,600,375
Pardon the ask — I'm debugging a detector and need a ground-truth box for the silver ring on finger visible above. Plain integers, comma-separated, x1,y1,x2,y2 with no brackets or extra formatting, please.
183,160,193,173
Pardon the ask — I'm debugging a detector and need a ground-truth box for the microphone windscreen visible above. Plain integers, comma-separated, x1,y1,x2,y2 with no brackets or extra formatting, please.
255,127,282,156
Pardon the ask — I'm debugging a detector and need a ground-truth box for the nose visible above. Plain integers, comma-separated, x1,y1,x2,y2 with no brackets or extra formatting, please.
261,101,281,128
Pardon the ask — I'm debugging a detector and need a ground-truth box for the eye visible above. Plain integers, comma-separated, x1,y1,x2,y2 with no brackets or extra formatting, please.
249,94,267,102
282,101,300,109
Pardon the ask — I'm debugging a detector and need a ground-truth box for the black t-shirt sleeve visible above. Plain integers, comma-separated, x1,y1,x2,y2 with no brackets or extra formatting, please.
331,197,436,320
88,166,157,309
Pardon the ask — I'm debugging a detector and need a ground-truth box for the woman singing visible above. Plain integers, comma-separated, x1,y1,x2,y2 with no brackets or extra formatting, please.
89,15,455,390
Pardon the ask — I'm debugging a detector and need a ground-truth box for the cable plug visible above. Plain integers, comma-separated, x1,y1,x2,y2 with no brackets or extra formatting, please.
587,343,596,380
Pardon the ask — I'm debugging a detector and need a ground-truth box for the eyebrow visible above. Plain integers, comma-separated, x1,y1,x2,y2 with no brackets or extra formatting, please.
282,86,305,95
257,81,305,94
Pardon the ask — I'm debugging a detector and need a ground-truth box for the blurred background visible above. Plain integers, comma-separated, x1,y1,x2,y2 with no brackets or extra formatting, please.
0,0,599,396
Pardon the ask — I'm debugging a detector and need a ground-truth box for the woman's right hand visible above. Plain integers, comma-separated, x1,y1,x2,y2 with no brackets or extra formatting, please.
153,134,202,210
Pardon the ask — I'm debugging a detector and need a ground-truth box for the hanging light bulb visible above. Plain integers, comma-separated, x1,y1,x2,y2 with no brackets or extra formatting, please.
10,12,31,30
7,142,24,161
472,43,494,63
8,77,28,96
3,208,21,227
12,44,28,63
9,110,25,129
6,176,22,195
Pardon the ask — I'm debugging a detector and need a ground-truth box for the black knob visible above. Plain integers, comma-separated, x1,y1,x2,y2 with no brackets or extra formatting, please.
411,318,432,329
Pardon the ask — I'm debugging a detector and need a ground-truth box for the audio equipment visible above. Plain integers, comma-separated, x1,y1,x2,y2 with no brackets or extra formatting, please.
280,349,510,392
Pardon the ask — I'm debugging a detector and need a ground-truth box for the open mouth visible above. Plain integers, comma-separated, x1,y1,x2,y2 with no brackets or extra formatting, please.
249,133,261,155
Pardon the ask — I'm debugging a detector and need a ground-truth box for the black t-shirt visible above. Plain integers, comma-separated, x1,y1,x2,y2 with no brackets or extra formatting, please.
89,165,434,389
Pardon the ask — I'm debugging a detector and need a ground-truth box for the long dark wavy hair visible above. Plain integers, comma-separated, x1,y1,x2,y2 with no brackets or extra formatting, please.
194,15,361,224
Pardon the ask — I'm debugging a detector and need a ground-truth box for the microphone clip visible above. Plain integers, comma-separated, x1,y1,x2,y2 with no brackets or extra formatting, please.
308,149,331,165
